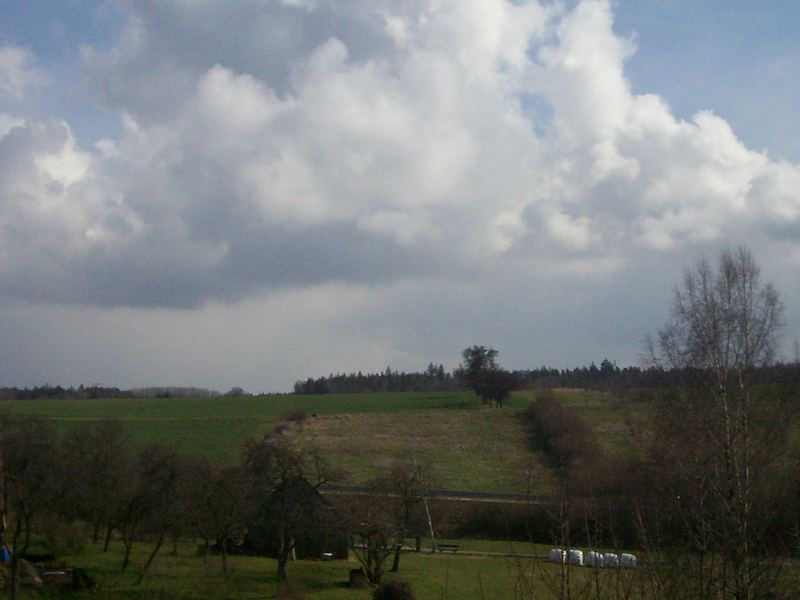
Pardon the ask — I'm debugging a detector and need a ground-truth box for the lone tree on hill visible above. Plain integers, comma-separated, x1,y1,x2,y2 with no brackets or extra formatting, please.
458,346,517,406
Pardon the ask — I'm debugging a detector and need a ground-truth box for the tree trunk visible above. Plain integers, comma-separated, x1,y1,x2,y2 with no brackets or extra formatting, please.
103,522,114,552
221,541,229,575
423,495,436,553
92,519,101,544
9,514,21,600
277,554,289,583
276,529,289,582
390,543,401,572
135,532,164,585
121,534,134,572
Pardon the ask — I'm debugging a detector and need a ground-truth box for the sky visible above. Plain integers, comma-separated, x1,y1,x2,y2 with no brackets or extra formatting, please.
1,0,799,393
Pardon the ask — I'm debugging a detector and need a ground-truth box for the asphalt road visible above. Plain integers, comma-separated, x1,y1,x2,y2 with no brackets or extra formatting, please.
319,484,553,505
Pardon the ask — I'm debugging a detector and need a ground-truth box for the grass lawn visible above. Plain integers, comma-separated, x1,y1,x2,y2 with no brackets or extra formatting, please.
17,540,656,600
29,539,652,600
35,540,544,599
21,538,800,599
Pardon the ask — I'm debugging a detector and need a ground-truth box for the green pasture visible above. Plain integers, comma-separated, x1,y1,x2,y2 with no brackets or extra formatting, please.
0,392,478,464
515,388,652,454
22,538,529,599
293,407,555,493
28,539,650,600
0,388,644,492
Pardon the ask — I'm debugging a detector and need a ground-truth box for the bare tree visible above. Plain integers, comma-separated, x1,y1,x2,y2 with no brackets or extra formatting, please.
1,416,64,599
646,247,796,600
243,435,337,583
346,489,401,586
60,419,133,545
189,460,253,574
115,444,182,575
372,461,431,574
134,447,188,585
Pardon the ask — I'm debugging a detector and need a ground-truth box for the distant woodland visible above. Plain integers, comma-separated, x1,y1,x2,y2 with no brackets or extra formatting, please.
0,385,219,401
291,360,800,394
3,360,800,400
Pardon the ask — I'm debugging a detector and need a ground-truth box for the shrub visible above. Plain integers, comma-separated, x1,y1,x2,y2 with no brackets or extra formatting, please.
373,580,416,600
523,391,599,476
285,410,308,423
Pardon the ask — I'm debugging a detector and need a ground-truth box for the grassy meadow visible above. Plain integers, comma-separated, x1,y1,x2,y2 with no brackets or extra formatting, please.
0,389,647,493
24,538,648,600
6,389,798,598
0,392,477,464
515,388,651,454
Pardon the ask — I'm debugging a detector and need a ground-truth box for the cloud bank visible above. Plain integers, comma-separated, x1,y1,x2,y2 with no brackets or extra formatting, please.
1,0,799,388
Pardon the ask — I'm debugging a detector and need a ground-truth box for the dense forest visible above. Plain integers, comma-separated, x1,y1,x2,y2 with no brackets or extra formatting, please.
292,360,800,394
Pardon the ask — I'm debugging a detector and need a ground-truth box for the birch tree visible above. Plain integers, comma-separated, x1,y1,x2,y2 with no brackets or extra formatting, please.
646,247,794,600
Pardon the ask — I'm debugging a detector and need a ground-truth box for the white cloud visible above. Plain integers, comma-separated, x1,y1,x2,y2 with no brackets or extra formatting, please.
547,212,599,251
0,0,798,322
34,122,91,188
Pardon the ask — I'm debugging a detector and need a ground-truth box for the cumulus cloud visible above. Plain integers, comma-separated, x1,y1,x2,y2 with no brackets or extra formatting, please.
0,0,799,314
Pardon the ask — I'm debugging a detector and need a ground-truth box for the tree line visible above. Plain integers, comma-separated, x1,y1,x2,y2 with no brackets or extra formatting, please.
294,360,800,396
5,358,800,402
292,364,459,394
0,385,133,401
0,410,445,597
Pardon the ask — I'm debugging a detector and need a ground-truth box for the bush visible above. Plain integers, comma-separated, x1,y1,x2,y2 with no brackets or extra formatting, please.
374,580,416,600
523,391,599,476
285,410,308,423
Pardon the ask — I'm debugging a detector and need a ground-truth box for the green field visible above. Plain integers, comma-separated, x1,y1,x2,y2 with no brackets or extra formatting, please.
515,388,651,454
5,389,797,598
0,389,644,493
0,392,477,463
25,539,647,600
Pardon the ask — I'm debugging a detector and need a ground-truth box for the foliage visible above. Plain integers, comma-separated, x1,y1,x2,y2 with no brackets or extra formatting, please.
293,364,456,394
457,346,519,406
0,385,132,400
